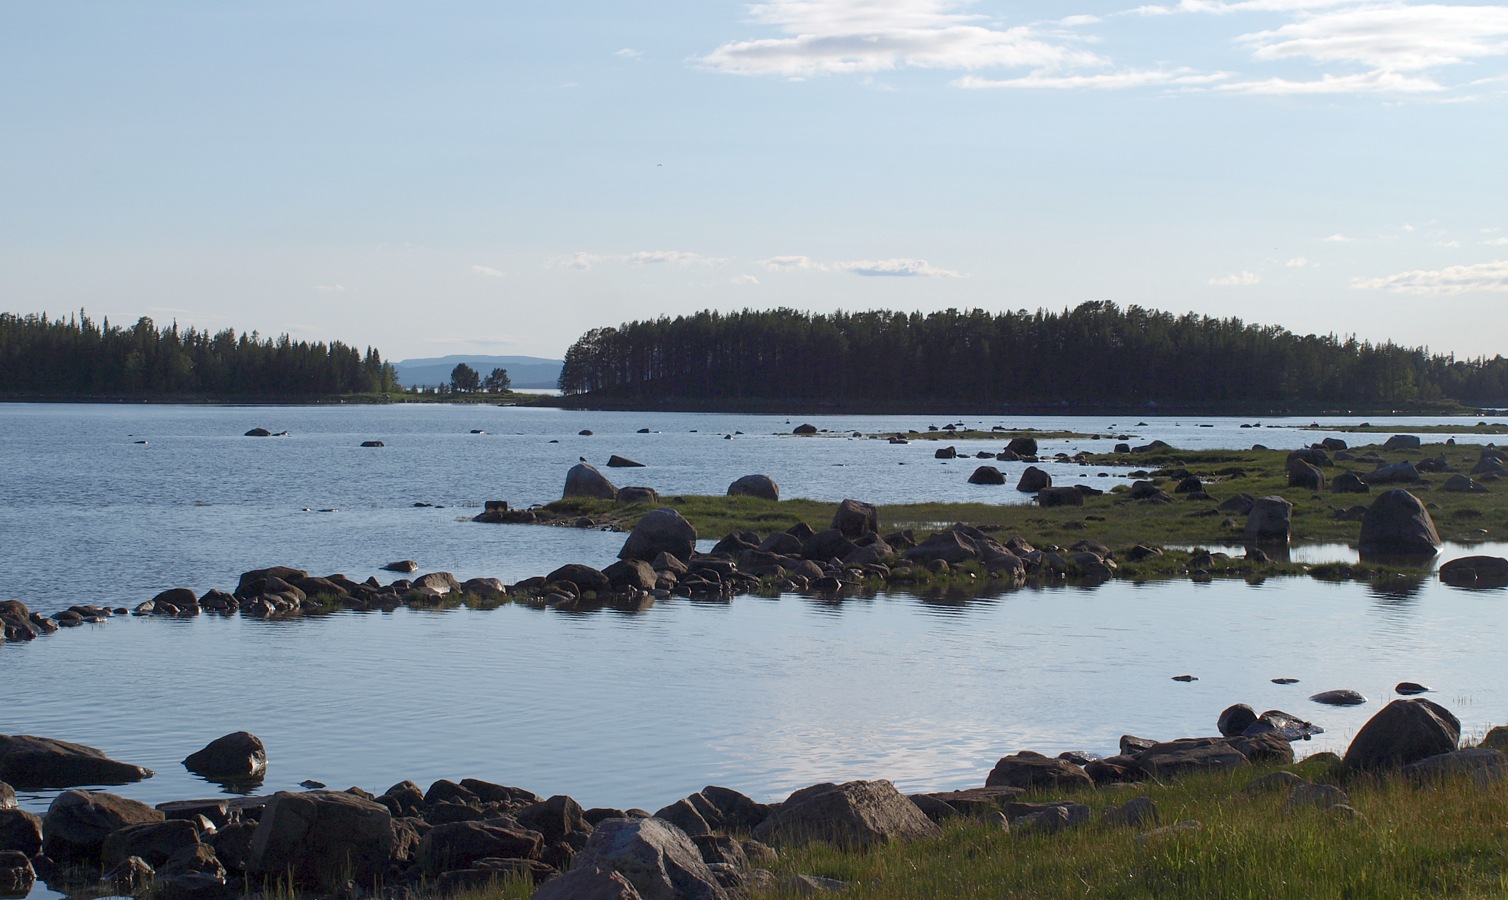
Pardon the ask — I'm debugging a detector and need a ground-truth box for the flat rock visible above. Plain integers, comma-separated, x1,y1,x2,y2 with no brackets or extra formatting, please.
0,734,154,790
1310,689,1368,706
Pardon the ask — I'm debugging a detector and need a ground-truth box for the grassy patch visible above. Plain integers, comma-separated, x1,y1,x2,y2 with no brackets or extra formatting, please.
753,763,1508,898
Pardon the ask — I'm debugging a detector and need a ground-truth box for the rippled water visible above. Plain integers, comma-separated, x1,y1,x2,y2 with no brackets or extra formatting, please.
2,403,1506,825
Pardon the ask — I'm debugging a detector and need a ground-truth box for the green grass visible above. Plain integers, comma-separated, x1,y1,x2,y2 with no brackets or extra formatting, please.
752,763,1508,899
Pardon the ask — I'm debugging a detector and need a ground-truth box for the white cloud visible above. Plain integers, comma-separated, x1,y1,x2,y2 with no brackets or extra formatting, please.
1239,5,1508,72
1484,236,1508,245
1209,271,1262,285
731,274,761,285
957,67,1229,89
1219,69,1445,94
555,252,603,271
470,265,505,278
625,250,730,267
1286,257,1310,267
760,255,829,271
1352,260,1508,293
314,284,347,293
1324,232,1355,242
614,48,643,59
758,254,961,276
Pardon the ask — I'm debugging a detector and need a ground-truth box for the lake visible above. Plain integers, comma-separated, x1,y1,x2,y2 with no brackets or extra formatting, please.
2,403,1506,826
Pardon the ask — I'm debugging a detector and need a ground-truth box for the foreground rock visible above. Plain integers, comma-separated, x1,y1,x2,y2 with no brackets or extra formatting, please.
247,790,395,891
752,780,941,849
568,817,728,900
618,508,697,566
1358,490,1441,559
1344,698,1460,770
0,735,154,790
42,790,164,863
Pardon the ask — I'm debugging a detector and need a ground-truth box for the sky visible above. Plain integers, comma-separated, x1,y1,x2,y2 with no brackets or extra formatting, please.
3,1,1507,363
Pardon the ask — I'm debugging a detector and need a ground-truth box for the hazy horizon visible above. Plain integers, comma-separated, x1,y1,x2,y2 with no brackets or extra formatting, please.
3,1,1505,361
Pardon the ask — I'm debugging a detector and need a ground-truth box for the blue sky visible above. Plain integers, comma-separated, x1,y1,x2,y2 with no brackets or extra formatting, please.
3,1,1506,361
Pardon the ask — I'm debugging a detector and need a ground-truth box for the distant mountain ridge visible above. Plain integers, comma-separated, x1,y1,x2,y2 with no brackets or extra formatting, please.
392,354,563,389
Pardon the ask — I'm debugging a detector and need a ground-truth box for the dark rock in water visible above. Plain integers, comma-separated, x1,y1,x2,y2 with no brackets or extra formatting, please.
383,560,418,573
1242,710,1322,741
607,455,645,468
579,429,594,436
1438,555,1508,588
0,849,36,896
1271,678,1300,685
1016,466,1051,493
0,734,154,790
1310,689,1367,706
101,819,201,869
934,445,957,459
619,508,697,565
968,465,1005,485
244,428,272,437
1344,698,1460,770
754,780,940,850
247,790,394,891
604,559,656,591
360,440,385,447
1006,436,1038,457
183,731,266,781
1358,490,1441,559
792,423,818,435
0,808,43,857
1395,682,1431,695
563,463,618,501
545,563,611,596
1171,674,1197,682
727,474,780,501
831,499,878,539
43,790,164,863
1218,704,1258,738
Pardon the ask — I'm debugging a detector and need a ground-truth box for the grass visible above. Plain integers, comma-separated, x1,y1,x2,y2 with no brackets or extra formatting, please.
539,441,1508,565
750,762,1508,899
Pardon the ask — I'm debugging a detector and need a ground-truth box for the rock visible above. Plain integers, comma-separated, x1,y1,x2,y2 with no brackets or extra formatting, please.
244,427,272,437
360,440,385,447
1382,434,1422,451
1439,555,1508,588
1006,437,1037,457
1401,747,1507,780
604,559,657,591
618,508,697,566
564,463,619,501
0,734,154,790
1134,739,1250,779
535,864,645,899
1395,682,1431,695
0,809,43,857
101,818,203,868
1243,709,1323,742
617,486,661,504
515,795,591,846
1358,490,1441,559
1286,458,1325,491
901,530,978,565
1364,461,1421,485
1284,783,1349,812
753,780,941,850
792,423,818,435
1443,474,1487,493
985,752,1093,791
416,821,542,876
1244,496,1293,543
1218,704,1258,738
1037,486,1084,507
934,445,957,459
1310,689,1367,706
1331,472,1370,494
1016,466,1051,493
1344,698,1460,770
246,790,396,891
1218,492,1256,515
1241,771,1308,795
0,850,35,896
607,455,646,468
968,465,1005,485
569,817,729,900
42,789,165,862
831,499,878,539
183,731,266,781
727,475,780,501
1101,796,1159,829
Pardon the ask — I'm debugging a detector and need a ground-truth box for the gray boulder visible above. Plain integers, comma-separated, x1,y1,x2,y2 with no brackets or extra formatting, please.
968,465,1005,485
1358,490,1441,558
618,508,697,566
42,790,164,863
1310,689,1367,706
1016,466,1051,493
831,499,878,538
569,817,728,900
1286,459,1325,491
1364,461,1421,485
564,463,619,501
1244,496,1293,543
1439,555,1508,588
753,780,940,850
1006,437,1038,457
247,790,396,891
1343,698,1460,770
183,731,266,781
1133,738,1251,779
1443,474,1487,493
1382,434,1421,451
727,475,779,501
0,734,154,790
607,455,645,468
1331,472,1370,494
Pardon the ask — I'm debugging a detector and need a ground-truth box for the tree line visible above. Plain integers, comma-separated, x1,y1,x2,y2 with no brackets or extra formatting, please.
558,302,1508,409
0,311,399,399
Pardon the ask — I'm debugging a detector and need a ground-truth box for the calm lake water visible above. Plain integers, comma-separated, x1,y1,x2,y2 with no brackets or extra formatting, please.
2,403,1506,824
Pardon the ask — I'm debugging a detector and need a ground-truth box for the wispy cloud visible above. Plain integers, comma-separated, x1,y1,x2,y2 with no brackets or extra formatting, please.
614,48,643,59
625,250,730,266
731,274,761,285
757,254,960,277
1485,236,1508,246
1286,257,1311,267
1210,271,1262,285
470,265,505,278
1324,232,1355,242
956,68,1229,89
1352,260,1508,294
553,251,604,271
314,283,347,293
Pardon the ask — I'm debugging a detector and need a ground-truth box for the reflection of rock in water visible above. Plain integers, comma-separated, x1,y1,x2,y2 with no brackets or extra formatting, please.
1369,574,1427,601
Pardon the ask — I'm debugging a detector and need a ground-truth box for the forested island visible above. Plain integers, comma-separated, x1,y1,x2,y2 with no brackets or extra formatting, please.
0,311,399,400
557,302,1508,414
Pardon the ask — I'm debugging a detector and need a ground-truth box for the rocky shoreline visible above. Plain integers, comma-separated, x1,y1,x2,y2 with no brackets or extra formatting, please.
3,695,1505,899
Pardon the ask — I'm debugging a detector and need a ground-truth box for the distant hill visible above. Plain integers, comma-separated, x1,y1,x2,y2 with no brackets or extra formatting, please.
391,354,563,389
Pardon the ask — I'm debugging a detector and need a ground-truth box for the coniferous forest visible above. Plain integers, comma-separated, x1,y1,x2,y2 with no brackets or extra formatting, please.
558,302,1508,411
0,311,398,399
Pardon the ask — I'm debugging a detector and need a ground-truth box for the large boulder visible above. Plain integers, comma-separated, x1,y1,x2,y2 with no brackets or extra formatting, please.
247,790,396,891
1218,704,1258,738
416,821,542,876
534,865,644,900
1382,434,1422,451
0,735,154,790
1331,472,1370,494
101,819,203,868
569,817,728,900
1243,496,1293,543
831,499,878,539
1016,466,1051,493
984,752,1092,791
42,790,164,862
752,780,941,850
1358,490,1441,559
1286,459,1325,491
1133,738,1251,779
564,463,619,501
183,731,266,781
726,475,779,501
1439,555,1508,588
902,531,979,566
0,809,43,857
618,508,697,566
1006,437,1038,457
1344,698,1460,770
968,466,1005,485
1037,486,1085,507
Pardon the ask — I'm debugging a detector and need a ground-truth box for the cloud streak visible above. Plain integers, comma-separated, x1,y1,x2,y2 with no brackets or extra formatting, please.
759,254,961,277
1352,260,1508,293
